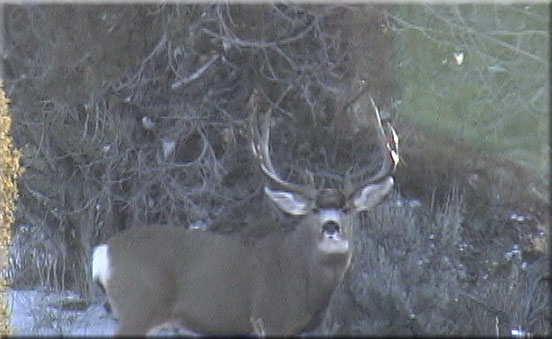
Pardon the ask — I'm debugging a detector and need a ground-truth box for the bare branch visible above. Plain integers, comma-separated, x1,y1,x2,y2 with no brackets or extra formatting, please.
172,54,220,89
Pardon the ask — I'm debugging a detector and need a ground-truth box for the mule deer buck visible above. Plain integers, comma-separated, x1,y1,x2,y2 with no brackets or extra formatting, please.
92,93,399,335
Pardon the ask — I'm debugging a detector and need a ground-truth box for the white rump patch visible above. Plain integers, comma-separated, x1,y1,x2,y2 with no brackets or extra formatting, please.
92,244,111,288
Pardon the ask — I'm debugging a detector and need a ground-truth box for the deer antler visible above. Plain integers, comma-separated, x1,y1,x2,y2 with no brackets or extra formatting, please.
345,96,399,197
366,96,399,182
249,90,316,198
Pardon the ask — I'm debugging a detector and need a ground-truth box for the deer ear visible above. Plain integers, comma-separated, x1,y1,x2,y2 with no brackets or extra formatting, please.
353,177,394,212
264,187,310,216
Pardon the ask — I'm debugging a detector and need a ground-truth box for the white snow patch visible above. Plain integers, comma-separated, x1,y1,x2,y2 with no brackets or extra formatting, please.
8,289,116,336
7,288,192,336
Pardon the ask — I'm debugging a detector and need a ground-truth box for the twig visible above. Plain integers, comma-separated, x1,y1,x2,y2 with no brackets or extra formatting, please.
171,54,220,89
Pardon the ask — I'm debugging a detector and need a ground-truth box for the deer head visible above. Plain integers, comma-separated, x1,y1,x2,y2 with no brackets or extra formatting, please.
250,92,398,258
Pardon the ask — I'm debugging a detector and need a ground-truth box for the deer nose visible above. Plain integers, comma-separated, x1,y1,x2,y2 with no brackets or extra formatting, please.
322,221,340,235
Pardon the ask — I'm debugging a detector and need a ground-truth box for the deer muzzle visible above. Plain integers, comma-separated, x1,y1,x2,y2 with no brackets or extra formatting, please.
322,220,340,236
318,210,349,253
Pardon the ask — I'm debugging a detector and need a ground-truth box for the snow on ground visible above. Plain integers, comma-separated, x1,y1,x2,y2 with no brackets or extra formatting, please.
7,288,536,336
8,288,188,336
8,289,116,336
